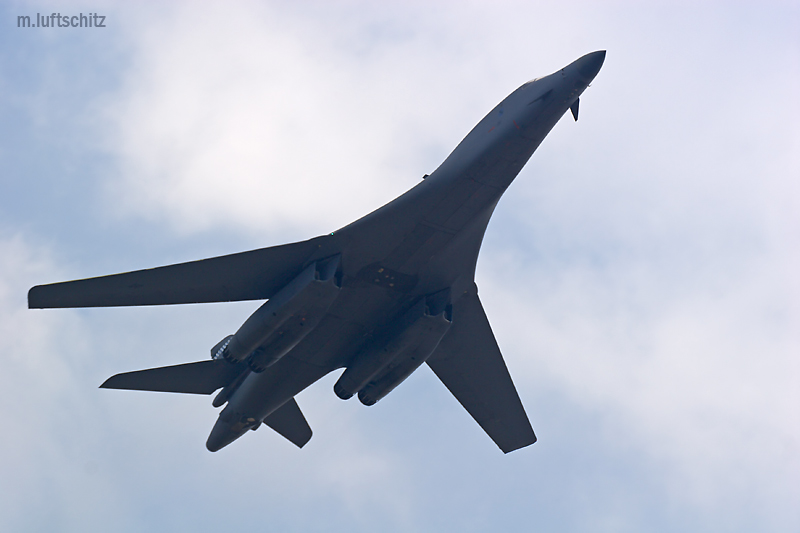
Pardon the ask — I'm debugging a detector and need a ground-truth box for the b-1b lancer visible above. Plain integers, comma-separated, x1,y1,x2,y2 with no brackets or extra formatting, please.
29,51,605,453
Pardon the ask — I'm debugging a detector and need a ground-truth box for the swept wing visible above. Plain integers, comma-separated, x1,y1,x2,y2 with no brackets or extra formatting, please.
29,236,331,308
427,292,536,453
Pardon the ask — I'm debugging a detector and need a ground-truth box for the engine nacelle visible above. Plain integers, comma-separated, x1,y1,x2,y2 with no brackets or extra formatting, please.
334,289,452,403
358,304,451,406
211,369,248,407
211,335,234,360
215,255,341,370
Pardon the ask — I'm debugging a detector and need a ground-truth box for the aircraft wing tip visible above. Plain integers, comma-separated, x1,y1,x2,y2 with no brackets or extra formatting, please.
296,430,313,449
28,285,43,309
99,374,123,390
500,433,537,454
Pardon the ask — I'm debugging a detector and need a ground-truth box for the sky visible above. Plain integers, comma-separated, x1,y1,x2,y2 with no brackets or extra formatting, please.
1,1,799,531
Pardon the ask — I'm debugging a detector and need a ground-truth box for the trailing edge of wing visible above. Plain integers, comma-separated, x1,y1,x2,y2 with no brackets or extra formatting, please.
427,292,535,453
28,235,332,308
100,359,244,395
263,398,313,448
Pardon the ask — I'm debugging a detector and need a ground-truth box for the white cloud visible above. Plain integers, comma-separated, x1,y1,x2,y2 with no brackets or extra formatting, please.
0,231,424,530
477,143,800,525
4,1,799,530
98,1,800,528
101,2,616,239
0,234,132,531
103,3,460,238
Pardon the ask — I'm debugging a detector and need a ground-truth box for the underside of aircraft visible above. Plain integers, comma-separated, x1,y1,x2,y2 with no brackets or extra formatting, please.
28,51,606,453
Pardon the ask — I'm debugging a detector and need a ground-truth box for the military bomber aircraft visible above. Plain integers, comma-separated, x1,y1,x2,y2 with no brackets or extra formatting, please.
29,51,606,453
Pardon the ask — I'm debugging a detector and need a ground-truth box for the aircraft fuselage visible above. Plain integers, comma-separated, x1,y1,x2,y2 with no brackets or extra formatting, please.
30,51,605,453
205,51,606,451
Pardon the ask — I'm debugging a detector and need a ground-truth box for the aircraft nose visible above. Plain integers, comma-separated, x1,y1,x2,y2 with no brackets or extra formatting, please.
574,50,606,82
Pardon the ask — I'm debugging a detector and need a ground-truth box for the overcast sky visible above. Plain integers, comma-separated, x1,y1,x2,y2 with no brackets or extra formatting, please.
1,1,798,531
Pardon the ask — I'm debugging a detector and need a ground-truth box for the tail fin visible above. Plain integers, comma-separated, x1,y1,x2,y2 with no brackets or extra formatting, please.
100,359,244,395
263,398,313,448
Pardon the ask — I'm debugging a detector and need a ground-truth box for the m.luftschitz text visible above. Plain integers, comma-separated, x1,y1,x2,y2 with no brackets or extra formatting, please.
17,13,106,28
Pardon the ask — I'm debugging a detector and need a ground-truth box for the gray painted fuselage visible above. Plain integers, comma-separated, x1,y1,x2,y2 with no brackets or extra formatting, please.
206,51,606,451
28,51,605,453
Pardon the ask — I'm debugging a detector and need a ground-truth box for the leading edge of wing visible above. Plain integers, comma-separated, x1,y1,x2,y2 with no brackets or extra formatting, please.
427,292,535,453
29,235,332,308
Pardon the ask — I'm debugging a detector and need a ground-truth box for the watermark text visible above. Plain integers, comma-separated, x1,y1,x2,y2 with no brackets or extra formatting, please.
17,13,106,28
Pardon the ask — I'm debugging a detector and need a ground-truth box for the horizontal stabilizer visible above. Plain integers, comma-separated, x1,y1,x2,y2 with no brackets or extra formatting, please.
100,359,244,395
264,398,312,448
29,236,331,308
427,292,535,453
